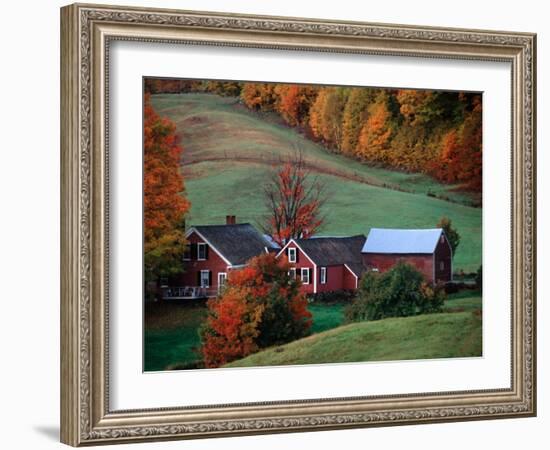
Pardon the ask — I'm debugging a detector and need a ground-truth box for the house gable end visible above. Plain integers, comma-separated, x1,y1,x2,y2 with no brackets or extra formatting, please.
185,228,233,266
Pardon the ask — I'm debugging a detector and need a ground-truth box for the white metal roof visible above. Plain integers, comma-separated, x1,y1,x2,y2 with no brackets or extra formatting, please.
362,228,444,254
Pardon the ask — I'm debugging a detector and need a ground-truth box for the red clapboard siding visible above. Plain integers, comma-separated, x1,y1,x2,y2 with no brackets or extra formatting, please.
284,244,316,294
343,266,358,290
363,253,435,283
173,231,230,292
316,265,344,293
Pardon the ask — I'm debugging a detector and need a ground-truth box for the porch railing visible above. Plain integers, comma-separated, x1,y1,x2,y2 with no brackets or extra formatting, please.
161,286,217,300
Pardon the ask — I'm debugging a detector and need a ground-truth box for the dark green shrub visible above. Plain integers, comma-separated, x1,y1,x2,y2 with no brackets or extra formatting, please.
345,262,446,322
308,290,356,304
475,265,482,291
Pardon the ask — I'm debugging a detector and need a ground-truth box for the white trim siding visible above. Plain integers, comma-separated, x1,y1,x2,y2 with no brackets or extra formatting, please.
276,239,318,293
313,266,317,293
276,239,318,267
344,264,359,289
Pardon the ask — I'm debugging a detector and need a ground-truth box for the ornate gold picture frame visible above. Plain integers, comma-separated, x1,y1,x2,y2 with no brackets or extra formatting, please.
60,3,536,446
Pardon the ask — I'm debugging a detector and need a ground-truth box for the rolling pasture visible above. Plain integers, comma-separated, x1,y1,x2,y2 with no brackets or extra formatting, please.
151,93,482,273
144,293,481,371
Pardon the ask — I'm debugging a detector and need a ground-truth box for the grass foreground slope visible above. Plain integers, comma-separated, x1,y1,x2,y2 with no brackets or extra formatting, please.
151,93,482,273
226,310,482,368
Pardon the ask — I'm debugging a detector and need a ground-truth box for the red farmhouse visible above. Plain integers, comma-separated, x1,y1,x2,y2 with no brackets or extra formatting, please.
276,236,367,295
164,217,277,299
361,228,452,284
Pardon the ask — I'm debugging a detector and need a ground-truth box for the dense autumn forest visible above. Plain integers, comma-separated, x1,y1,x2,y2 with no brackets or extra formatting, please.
145,79,482,192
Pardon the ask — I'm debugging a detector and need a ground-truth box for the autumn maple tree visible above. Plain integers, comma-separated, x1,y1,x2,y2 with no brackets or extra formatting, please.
144,93,190,297
262,152,327,246
201,253,312,368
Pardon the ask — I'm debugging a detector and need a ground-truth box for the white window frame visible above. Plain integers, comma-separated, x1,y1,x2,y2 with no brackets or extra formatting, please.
200,270,210,288
301,267,310,285
288,268,296,280
288,247,297,263
320,267,327,284
197,242,207,261
217,272,227,293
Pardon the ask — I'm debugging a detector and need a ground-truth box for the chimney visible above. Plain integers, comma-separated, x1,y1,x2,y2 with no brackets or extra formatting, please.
226,215,236,225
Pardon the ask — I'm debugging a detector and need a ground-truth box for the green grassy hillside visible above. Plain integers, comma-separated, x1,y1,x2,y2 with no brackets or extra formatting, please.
226,310,482,368
151,93,482,272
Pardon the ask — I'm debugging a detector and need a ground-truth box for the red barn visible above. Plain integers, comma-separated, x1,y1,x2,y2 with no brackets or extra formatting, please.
276,236,367,295
361,228,452,284
164,218,276,299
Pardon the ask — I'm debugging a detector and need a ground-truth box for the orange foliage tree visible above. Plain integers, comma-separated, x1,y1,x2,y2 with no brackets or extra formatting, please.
144,94,190,293
341,87,377,155
355,95,393,163
201,253,312,368
262,152,327,246
148,79,483,194
308,87,349,150
240,83,277,110
430,96,482,190
395,89,433,126
274,84,319,127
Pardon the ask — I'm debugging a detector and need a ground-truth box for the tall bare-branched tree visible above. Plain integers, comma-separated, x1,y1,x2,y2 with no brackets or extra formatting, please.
262,151,327,246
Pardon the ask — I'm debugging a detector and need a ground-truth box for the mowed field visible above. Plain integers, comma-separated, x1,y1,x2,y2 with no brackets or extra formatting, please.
226,310,482,368
151,93,482,273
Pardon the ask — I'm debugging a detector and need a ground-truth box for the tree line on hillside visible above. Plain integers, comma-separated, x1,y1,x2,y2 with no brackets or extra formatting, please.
145,78,482,192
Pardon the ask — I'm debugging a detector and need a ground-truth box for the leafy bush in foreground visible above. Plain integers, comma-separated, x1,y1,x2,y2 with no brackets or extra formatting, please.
200,253,312,368
345,262,446,322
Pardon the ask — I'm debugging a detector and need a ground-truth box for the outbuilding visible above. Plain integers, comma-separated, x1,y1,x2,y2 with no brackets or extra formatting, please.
361,228,452,284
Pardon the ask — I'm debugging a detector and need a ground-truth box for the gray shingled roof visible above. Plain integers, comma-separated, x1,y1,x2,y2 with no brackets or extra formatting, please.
294,235,366,269
362,228,444,254
192,223,275,266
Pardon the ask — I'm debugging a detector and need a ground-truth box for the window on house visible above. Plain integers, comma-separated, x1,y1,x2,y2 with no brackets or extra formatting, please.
301,268,310,284
440,261,445,271
320,267,327,284
288,268,296,280
440,235,445,244
197,243,207,260
288,247,297,263
218,272,227,293
200,270,210,288
183,244,191,261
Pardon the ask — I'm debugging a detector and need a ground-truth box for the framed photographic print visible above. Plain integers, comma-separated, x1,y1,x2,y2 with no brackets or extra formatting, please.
60,3,537,446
